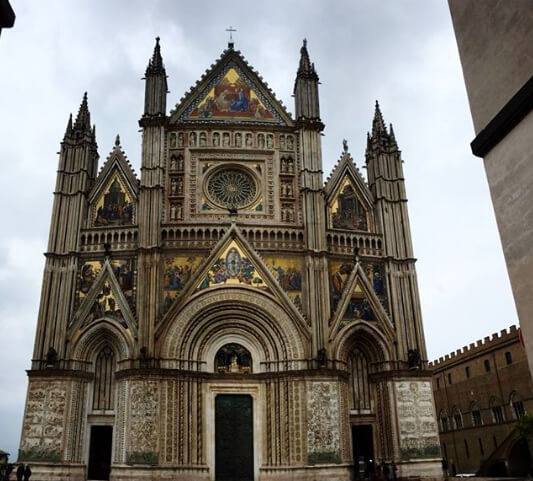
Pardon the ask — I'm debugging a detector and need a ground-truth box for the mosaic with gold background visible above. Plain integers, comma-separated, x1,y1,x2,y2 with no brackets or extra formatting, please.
78,259,135,316
263,255,303,310
186,66,278,122
330,178,368,231
93,173,134,227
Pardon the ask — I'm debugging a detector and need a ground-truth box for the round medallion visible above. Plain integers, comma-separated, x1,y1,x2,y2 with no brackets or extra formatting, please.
206,168,257,209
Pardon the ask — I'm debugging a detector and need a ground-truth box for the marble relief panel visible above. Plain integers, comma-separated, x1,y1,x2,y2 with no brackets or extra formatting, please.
394,380,440,460
306,381,341,464
20,380,68,461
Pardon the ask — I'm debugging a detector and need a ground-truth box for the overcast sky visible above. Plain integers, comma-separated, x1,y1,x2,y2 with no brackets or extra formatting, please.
0,1,519,457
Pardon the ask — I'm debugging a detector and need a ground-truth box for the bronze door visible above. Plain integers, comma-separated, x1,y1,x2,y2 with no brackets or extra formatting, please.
215,394,254,481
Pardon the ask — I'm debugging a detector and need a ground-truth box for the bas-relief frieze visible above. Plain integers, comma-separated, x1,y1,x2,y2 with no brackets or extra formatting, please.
128,380,159,461
394,381,440,459
306,382,341,464
20,381,68,460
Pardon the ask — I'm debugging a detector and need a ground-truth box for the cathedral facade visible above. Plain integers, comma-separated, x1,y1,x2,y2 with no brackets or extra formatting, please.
18,38,441,481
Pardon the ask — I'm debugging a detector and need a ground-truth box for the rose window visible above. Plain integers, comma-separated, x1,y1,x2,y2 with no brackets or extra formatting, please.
206,168,257,209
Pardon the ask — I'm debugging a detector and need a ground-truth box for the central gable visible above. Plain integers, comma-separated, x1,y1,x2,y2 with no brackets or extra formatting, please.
170,48,293,126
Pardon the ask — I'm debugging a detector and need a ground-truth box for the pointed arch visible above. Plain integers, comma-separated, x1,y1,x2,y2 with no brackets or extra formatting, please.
158,287,308,369
70,318,134,362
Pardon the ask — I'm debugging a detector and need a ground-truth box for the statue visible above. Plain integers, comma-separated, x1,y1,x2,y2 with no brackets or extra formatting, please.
407,348,422,369
317,347,327,368
45,347,58,367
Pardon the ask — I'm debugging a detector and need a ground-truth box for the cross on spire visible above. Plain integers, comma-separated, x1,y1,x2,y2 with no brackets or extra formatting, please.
226,26,237,48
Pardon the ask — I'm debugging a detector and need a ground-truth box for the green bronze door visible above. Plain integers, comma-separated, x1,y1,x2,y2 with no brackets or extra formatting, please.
215,394,254,481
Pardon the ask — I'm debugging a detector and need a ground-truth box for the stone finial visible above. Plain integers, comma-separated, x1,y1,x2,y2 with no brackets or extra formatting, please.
343,138,349,154
115,134,121,147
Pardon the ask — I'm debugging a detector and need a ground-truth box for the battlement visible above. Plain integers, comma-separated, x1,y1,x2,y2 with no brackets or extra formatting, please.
428,325,518,369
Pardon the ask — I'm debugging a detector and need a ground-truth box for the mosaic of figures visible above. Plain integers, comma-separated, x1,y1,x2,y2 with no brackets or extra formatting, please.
329,259,388,316
186,67,276,121
198,242,268,291
168,131,286,150
162,255,205,313
78,259,135,312
263,255,303,310
93,174,134,227
338,282,374,330
330,179,368,231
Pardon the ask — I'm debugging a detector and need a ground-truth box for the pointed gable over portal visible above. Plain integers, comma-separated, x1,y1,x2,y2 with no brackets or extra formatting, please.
170,46,294,126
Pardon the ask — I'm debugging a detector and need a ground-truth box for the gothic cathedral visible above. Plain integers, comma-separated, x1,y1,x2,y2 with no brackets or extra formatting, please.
18,38,441,481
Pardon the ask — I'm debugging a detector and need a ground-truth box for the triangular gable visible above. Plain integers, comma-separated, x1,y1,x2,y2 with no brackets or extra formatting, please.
329,262,394,341
69,259,137,337
158,223,308,336
88,140,138,227
170,48,293,126
325,149,373,207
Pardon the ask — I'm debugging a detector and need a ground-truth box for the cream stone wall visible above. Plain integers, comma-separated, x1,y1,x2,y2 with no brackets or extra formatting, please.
448,0,533,133
484,111,533,379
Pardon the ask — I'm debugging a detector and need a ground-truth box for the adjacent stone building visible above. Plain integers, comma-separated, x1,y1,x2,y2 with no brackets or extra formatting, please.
430,325,533,475
17,38,441,481
448,0,533,376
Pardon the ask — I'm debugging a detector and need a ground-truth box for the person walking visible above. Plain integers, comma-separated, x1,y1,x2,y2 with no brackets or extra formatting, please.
16,464,24,481
23,464,31,481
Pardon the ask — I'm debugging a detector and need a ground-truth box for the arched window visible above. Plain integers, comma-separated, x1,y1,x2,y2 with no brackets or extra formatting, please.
348,348,371,411
215,343,252,373
490,396,505,423
510,391,526,419
470,401,483,426
452,406,463,429
439,410,450,432
93,345,116,411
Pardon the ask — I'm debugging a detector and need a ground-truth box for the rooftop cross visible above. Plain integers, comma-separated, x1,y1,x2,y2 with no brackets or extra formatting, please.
225,26,237,48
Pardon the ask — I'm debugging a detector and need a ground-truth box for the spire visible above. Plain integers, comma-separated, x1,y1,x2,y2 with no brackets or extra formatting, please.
142,37,168,118
74,92,91,133
297,38,317,79
372,100,387,136
145,36,166,76
294,38,321,121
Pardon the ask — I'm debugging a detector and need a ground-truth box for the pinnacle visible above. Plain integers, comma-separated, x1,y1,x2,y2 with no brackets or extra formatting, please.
64,113,73,139
146,36,166,75
298,38,312,75
372,100,387,136
73,92,92,133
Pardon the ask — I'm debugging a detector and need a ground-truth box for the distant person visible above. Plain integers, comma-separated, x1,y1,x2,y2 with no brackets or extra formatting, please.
442,458,448,477
16,464,24,481
383,462,390,481
23,464,31,481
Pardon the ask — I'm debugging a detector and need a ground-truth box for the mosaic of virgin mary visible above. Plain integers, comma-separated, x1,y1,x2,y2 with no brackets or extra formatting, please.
189,68,275,121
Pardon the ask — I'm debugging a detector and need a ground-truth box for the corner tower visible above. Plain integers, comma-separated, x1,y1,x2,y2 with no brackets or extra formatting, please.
366,102,427,360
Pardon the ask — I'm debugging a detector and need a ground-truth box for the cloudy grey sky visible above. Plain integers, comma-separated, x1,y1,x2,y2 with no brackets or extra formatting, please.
0,1,518,457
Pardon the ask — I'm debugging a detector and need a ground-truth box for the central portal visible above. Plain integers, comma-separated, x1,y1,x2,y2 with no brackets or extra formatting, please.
215,394,254,481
